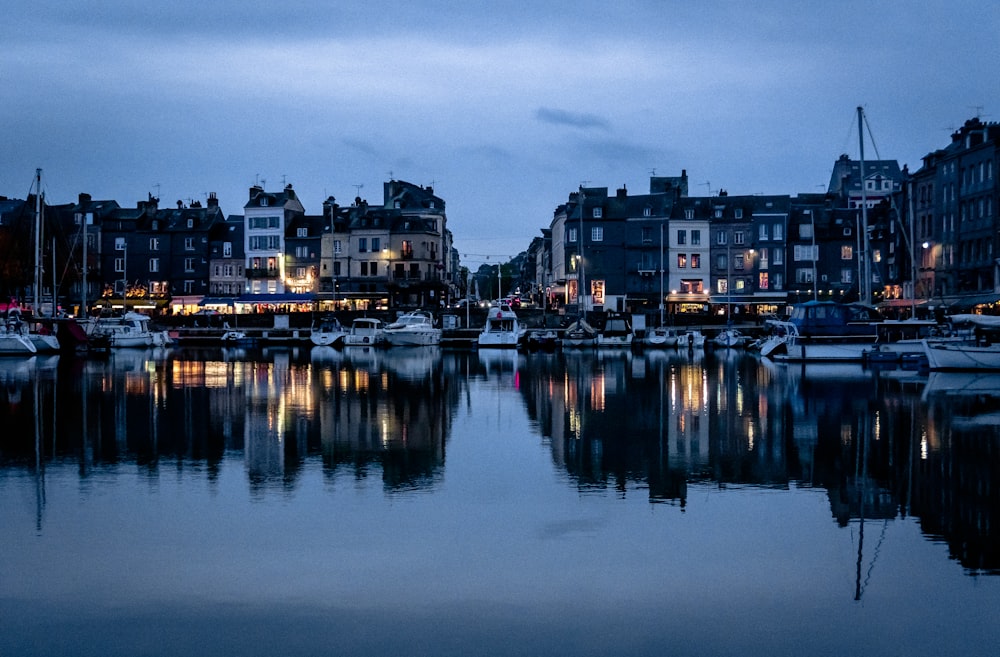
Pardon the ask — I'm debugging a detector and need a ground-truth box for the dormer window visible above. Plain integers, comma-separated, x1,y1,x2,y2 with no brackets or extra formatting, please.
297,227,307,237
685,208,694,220
735,209,743,219
152,220,159,230
187,218,194,228
643,207,651,217
593,208,602,218
261,197,269,207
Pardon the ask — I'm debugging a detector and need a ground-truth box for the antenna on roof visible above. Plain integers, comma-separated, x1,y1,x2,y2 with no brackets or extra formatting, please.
353,183,364,196
260,178,267,189
970,105,986,119
649,168,656,176
701,181,712,196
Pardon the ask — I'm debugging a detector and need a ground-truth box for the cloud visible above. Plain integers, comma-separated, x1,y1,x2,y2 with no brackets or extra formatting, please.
535,107,612,131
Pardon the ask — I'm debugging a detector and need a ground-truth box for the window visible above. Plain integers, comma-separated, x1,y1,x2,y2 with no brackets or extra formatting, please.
260,197,269,207
773,273,783,290
691,254,701,268
332,261,341,276
691,230,701,245
717,230,728,245
759,224,769,240
184,280,194,294
568,227,577,243
677,230,686,245
592,208,602,218
842,269,853,284
799,223,813,239
187,218,194,228
759,248,768,269
716,254,727,270
641,227,652,243
115,237,126,251
115,257,125,272
758,272,769,290
591,226,603,242
401,240,413,258
184,237,194,250
149,238,159,251
249,216,280,229
717,279,728,294
149,258,159,273
733,231,745,245
643,207,651,217
358,237,367,252
360,262,368,276
735,209,743,219
677,254,687,268
224,265,234,277
773,223,783,240
796,268,814,283
297,227,307,237
734,279,746,292
333,239,342,255
773,248,784,265
184,257,195,272
841,245,853,260
734,254,745,270
223,241,232,258
794,245,818,261
685,208,694,220
371,237,380,252
680,280,703,294
295,246,308,257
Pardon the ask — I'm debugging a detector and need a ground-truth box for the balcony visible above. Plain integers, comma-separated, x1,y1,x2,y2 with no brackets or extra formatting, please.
246,268,280,279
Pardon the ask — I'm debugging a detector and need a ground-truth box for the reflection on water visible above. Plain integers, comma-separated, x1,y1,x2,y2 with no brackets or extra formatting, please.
2,348,997,574
2,347,1000,656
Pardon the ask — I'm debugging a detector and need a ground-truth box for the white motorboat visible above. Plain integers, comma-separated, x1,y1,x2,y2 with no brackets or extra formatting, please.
383,310,441,347
310,316,346,346
87,311,157,348
561,319,596,349
596,314,633,348
477,301,524,349
711,328,748,349
343,317,386,347
644,326,680,349
922,339,1000,371
680,330,706,349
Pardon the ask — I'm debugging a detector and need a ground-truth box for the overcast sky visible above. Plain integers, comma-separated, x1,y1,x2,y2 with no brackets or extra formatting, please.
4,1,997,268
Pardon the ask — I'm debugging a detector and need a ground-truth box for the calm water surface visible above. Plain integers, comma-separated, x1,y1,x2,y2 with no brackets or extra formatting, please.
1,346,998,657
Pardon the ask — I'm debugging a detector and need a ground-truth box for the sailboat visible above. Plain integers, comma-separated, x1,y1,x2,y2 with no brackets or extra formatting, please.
25,169,60,354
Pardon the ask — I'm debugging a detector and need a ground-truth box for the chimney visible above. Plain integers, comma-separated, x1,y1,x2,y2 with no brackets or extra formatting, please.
616,184,627,199
78,192,92,206
207,192,218,208
249,185,263,201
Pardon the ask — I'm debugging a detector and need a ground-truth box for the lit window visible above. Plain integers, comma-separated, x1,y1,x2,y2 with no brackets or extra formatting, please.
591,226,603,242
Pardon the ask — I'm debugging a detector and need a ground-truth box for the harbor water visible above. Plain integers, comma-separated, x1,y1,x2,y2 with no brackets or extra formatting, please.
1,346,998,656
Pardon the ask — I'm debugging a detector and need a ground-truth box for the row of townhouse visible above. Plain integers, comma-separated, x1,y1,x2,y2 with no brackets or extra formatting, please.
524,117,1000,321
0,178,454,315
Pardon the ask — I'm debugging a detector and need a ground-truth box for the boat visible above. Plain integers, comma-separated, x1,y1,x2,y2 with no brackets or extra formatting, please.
343,317,385,347
310,315,346,346
596,313,633,348
711,327,748,349
680,329,706,349
86,311,158,348
561,319,597,349
0,309,37,355
383,310,441,347
477,301,524,349
525,329,560,351
922,339,1000,371
771,301,883,362
644,326,681,349
220,330,257,347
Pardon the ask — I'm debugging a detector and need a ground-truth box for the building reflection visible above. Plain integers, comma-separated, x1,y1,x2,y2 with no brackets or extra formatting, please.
0,348,997,573
517,351,999,574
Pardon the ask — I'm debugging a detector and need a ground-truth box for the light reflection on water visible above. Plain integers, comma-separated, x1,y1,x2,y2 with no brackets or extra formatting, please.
1,347,999,657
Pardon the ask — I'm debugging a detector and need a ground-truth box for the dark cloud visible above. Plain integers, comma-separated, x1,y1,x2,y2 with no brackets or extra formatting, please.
536,108,612,131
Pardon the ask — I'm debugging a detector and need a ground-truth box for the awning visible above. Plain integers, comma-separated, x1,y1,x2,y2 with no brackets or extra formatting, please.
235,293,316,304
199,297,237,307
940,293,1000,310
170,295,204,306
876,298,928,308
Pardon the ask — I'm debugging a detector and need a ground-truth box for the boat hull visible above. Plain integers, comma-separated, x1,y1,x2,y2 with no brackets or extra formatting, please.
923,340,1000,370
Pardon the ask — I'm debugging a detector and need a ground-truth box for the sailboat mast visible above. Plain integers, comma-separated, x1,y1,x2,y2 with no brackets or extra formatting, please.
857,107,871,304
81,209,88,318
34,168,42,314
578,186,586,317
